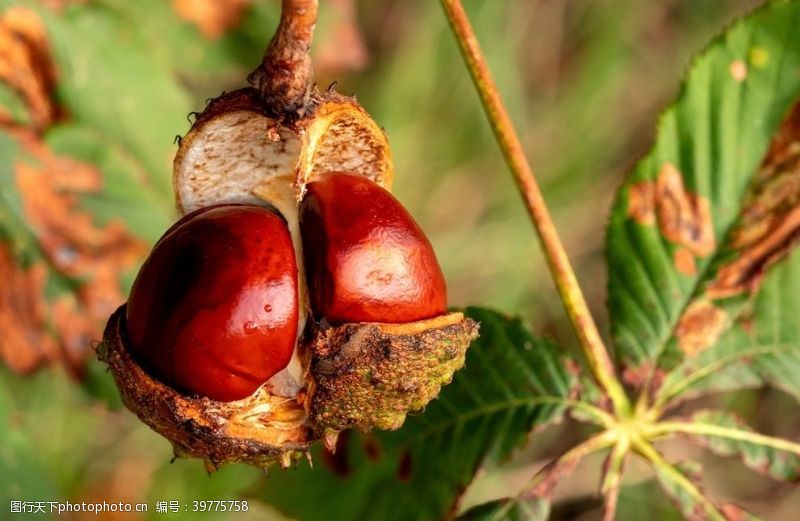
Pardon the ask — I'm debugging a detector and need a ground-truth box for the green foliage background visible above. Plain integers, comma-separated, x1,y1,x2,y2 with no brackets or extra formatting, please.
3,0,800,520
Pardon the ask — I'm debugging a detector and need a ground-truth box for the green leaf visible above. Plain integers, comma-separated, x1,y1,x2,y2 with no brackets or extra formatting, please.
44,123,174,243
638,442,752,521
0,377,60,507
606,0,800,394
655,248,800,408
663,410,800,482
40,3,193,197
455,430,616,521
0,2,182,374
616,480,683,521
457,497,549,521
253,308,588,521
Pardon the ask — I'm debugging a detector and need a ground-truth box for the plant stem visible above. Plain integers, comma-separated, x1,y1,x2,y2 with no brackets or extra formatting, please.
439,0,630,418
249,0,318,115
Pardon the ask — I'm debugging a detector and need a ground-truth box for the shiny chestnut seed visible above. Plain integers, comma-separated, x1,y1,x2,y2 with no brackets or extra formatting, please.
126,204,299,402
299,172,448,325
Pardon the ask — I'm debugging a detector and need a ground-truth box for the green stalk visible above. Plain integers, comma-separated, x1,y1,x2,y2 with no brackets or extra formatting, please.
439,0,630,418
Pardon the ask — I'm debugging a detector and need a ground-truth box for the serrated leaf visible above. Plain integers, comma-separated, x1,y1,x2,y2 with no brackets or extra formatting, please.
607,0,800,398
666,410,800,482
643,447,757,521
0,126,149,372
0,6,58,130
253,308,589,521
0,2,186,373
38,4,192,197
655,247,800,408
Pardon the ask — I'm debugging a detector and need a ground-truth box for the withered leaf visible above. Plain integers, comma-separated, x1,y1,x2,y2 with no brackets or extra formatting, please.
674,299,728,356
0,245,57,373
706,103,800,299
0,6,59,130
172,0,249,40
314,0,369,75
627,162,716,258
3,129,146,374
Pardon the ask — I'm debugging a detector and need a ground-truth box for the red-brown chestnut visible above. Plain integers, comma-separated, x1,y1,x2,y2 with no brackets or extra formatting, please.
300,172,448,325
99,87,479,470
126,204,299,402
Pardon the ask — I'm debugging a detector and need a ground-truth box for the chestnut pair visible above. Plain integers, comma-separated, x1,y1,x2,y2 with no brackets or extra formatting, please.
125,172,447,402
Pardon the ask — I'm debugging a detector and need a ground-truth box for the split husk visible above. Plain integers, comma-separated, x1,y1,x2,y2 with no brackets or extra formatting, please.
99,0,478,470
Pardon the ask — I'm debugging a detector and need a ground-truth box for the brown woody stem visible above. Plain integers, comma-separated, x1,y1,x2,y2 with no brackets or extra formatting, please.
439,0,631,417
248,0,318,115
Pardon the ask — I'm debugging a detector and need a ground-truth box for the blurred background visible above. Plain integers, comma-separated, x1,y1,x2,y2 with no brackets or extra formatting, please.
2,0,798,519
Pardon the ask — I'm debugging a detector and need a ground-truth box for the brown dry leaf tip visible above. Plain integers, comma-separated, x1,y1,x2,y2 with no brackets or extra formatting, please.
0,246,59,373
0,6,59,131
172,0,250,40
314,0,369,75
706,104,800,300
102,307,310,469
674,299,728,356
248,0,318,116
627,162,716,258
307,313,478,434
12,130,146,372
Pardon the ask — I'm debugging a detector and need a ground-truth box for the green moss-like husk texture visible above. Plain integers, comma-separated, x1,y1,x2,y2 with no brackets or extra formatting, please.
307,313,479,433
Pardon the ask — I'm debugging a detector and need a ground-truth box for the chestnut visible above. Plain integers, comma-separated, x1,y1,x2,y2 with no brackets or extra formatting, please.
126,204,299,402
100,87,479,470
300,172,448,325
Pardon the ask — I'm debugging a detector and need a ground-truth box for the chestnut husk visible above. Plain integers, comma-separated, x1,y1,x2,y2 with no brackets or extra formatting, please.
307,313,478,436
99,74,479,469
101,305,478,469
99,306,310,470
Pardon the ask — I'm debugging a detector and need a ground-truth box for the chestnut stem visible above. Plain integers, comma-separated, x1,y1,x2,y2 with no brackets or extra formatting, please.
248,0,318,115
439,0,631,418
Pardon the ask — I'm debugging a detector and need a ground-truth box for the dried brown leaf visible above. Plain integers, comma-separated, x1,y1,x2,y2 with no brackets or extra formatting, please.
674,299,727,356
4,129,146,373
315,0,369,75
628,162,716,258
0,6,59,130
172,0,249,39
706,104,800,299
0,246,58,373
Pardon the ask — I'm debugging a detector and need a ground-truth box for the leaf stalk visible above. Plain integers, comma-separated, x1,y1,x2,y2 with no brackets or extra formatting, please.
647,421,800,456
439,0,630,418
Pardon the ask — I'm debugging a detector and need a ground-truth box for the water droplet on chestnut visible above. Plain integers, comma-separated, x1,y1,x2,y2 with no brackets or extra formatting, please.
126,204,299,402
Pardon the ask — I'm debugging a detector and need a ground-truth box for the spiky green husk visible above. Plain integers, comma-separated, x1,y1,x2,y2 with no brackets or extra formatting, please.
307,313,479,434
